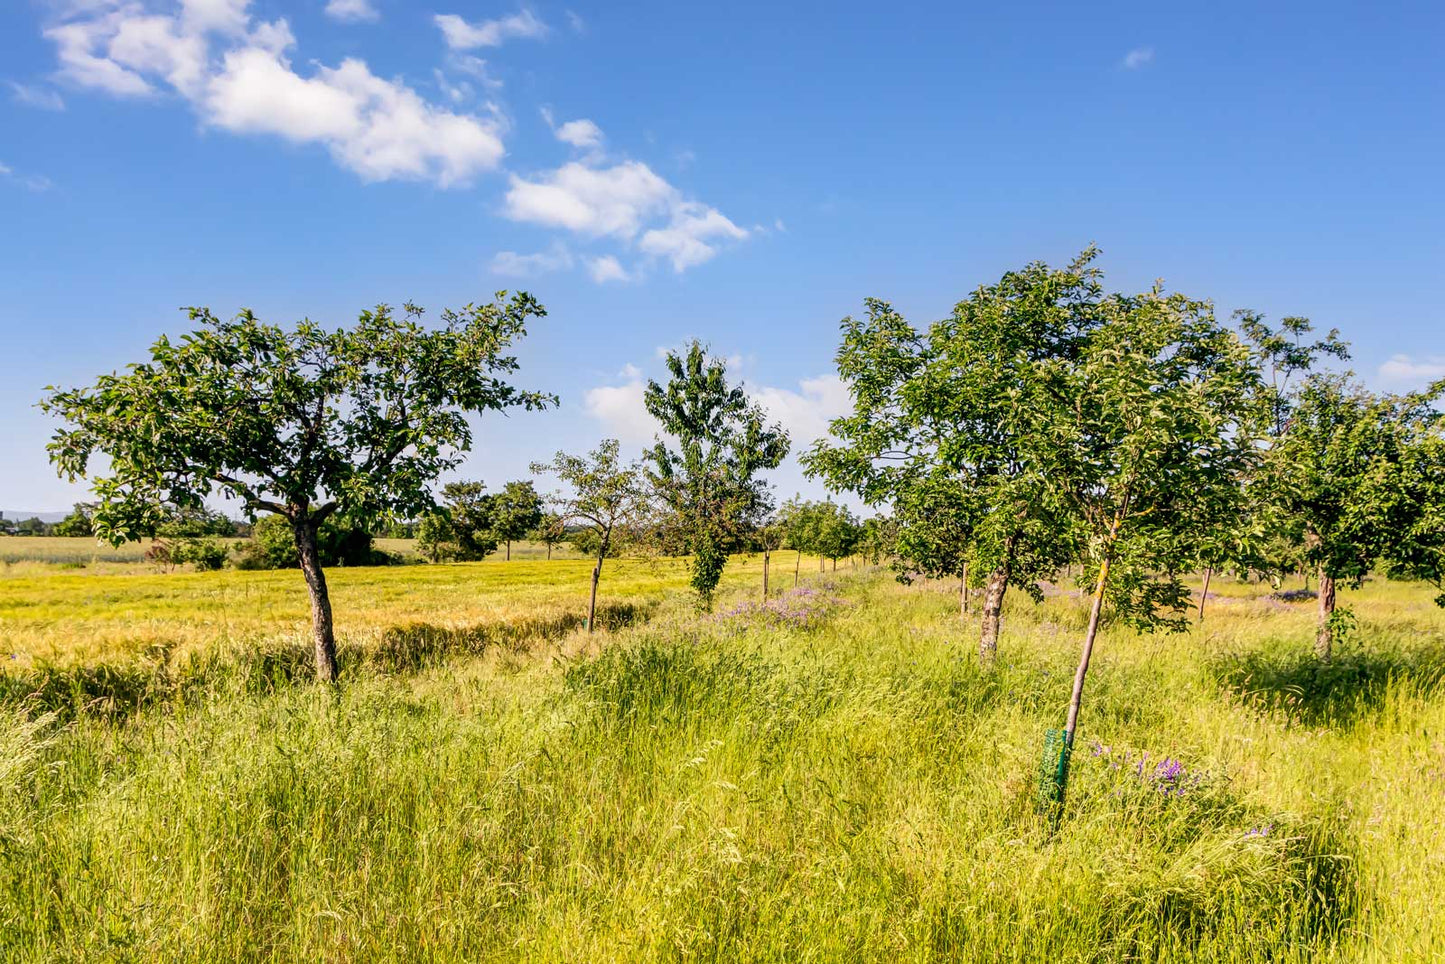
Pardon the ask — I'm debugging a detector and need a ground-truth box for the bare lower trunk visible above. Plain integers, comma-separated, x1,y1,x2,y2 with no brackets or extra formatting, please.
1065,553,1113,740
547,542,552,561
961,562,969,615
587,552,604,633
979,566,1009,662
763,549,770,600
1198,566,1213,623
819,555,824,573
795,550,801,587
506,539,511,561
831,557,836,572
1316,566,1336,658
293,518,338,683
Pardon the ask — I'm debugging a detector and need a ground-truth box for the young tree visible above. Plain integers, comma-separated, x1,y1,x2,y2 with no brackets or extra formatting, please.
643,342,789,609
1051,285,1264,809
531,510,568,560
812,500,861,572
753,515,786,600
417,481,499,562
532,439,653,632
492,479,543,560
52,502,97,537
806,254,1100,660
42,295,554,682
777,496,813,586
1260,375,1445,656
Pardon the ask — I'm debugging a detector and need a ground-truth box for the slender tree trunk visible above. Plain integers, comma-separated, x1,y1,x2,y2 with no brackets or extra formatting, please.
819,555,824,572
1065,551,1113,741
961,562,969,615
547,542,552,561
1198,566,1213,623
1316,565,1336,658
763,548,770,600
293,517,338,683
831,557,836,572
795,549,801,587
979,565,1010,662
506,539,511,561
587,551,605,633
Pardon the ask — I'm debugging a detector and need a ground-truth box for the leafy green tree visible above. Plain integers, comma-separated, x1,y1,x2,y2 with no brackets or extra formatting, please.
53,502,96,537
531,511,568,560
1260,375,1445,656
532,439,653,631
1055,284,1264,781
806,253,1100,660
42,295,553,682
643,342,789,609
857,514,897,567
234,514,385,570
776,495,813,586
492,480,543,561
811,500,861,571
416,482,500,562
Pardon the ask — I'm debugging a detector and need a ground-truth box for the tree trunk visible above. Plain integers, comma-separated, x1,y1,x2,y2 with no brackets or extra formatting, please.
819,555,824,572
831,557,836,572
795,550,801,587
506,539,511,561
1197,566,1213,623
979,565,1009,662
587,552,605,633
293,517,338,683
961,562,969,615
547,542,552,561
763,548,770,600
1316,565,1336,658
1065,552,1113,741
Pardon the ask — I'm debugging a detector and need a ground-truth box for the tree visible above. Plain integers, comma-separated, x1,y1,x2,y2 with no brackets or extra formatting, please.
777,496,813,587
532,439,653,632
812,500,861,572
43,295,553,682
643,342,789,609
1049,284,1264,814
53,502,96,537
492,480,543,561
805,253,1100,660
531,511,568,560
1260,374,1445,656
753,514,786,600
416,482,499,562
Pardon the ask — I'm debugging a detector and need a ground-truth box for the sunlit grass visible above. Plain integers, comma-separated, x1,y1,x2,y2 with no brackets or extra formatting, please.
2,561,1443,961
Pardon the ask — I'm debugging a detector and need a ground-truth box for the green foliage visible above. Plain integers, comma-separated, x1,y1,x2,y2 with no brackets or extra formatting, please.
644,342,789,608
52,503,96,538
169,537,229,571
532,439,653,560
234,514,386,570
1066,283,1265,632
415,482,499,562
805,252,1100,599
491,480,544,556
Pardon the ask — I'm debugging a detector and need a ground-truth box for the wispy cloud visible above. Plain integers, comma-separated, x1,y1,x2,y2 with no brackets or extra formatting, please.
586,254,630,283
1121,46,1155,70
8,81,65,110
324,0,380,24
490,242,574,277
433,9,547,50
0,161,53,192
1379,353,1445,387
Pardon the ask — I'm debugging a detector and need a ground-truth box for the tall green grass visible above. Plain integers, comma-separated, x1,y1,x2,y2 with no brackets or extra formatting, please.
2,571,1443,961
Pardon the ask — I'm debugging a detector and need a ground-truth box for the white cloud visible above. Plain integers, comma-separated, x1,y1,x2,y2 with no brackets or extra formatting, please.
504,160,675,237
1379,354,1445,387
490,242,573,277
555,118,602,150
37,2,505,187
584,368,849,451
434,10,546,50
8,82,66,110
324,0,379,24
638,202,748,272
1121,46,1154,69
583,378,654,445
505,158,750,272
587,254,630,283
0,162,54,192
753,375,851,447
565,10,585,33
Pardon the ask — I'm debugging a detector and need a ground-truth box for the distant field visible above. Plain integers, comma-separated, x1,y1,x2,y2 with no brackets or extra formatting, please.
0,547,811,666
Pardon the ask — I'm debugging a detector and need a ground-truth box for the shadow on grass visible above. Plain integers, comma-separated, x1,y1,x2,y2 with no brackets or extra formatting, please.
0,602,654,722
1210,639,1445,727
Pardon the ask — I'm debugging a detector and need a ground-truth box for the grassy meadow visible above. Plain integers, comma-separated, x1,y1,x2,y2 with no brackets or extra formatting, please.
3,547,1445,961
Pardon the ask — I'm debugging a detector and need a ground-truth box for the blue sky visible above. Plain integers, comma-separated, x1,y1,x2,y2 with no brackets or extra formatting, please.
2,0,1443,513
